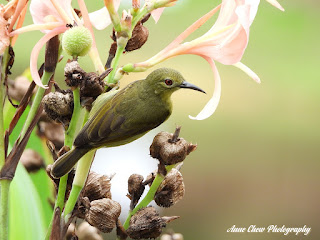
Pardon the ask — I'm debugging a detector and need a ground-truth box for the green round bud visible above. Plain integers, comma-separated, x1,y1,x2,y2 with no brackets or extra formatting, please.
62,26,93,57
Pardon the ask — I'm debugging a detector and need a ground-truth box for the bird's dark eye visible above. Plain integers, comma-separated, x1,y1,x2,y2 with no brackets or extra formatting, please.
164,79,173,86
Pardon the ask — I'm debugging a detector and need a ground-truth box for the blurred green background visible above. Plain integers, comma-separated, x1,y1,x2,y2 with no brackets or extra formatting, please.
7,0,320,239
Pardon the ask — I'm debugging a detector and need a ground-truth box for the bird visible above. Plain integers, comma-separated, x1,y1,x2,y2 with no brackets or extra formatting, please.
51,68,205,178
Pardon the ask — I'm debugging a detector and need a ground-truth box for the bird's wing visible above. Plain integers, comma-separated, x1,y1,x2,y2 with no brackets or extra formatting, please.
74,82,164,148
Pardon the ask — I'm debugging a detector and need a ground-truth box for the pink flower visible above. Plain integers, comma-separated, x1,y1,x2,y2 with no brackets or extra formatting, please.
11,0,110,88
130,0,284,120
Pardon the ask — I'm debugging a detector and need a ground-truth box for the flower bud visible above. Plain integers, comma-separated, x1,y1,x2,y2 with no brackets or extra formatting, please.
20,149,44,172
83,172,112,201
155,168,185,208
42,91,74,125
85,198,121,233
150,131,197,165
127,207,179,239
62,26,93,57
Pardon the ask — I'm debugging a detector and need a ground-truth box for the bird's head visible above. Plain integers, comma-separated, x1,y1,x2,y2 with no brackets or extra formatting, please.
145,68,206,97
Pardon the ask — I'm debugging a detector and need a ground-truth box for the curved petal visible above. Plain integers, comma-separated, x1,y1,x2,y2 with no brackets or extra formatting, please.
189,57,221,120
233,62,261,83
189,0,260,65
30,0,72,32
30,26,67,88
89,0,121,30
151,8,164,23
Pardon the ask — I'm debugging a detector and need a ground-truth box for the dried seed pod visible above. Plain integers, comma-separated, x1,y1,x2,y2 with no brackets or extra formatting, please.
125,22,149,52
85,198,121,233
64,60,86,87
80,72,105,99
20,149,44,172
83,172,112,201
127,207,179,239
42,91,74,125
38,120,65,149
154,169,185,208
128,174,145,209
7,76,34,102
77,222,103,240
150,131,197,165
66,223,77,240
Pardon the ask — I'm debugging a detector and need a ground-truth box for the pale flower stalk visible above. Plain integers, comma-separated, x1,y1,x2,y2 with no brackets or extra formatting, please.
123,0,284,120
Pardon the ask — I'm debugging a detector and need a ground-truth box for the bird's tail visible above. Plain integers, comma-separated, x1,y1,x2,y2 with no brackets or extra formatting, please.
51,147,91,178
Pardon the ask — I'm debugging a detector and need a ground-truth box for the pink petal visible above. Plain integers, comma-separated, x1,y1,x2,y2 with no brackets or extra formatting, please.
265,0,284,11
0,13,9,55
89,0,121,30
189,57,221,120
189,0,260,65
233,62,261,83
30,26,67,88
30,0,72,32
163,4,221,54
151,8,164,23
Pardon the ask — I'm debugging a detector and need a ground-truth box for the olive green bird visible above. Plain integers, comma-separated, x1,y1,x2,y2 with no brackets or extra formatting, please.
51,68,205,178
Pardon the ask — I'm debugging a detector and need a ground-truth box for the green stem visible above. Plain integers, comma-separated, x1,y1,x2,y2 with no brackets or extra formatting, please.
0,48,9,240
0,180,10,240
65,88,81,147
63,150,95,223
20,71,53,139
123,165,175,229
107,44,125,85
45,88,83,240
62,109,91,223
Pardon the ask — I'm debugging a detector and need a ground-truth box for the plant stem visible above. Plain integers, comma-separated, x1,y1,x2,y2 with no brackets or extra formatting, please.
20,71,53,139
63,150,95,223
45,87,83,239
0,48,9,240
0,180,10,240
62,109,91,223
123,165,175,229
106,44,125,85
65,88,81,147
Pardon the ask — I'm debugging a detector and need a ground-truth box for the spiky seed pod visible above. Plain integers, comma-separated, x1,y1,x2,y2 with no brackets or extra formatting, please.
127,207,179,239
85,198,121,233
42,91,74,125
64,60,86,87
20,149,44,172
154,169,185,208
83,172,112,201
80,72,105,99
150,131,197,165
62,26,93,57
128,174,145,209
77,222,103,240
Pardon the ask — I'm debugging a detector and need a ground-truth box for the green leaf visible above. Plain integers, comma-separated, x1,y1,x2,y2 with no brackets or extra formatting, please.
9,164,46,240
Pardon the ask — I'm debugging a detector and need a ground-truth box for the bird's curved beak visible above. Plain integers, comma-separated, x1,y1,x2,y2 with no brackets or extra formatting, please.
180,81,206,94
